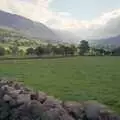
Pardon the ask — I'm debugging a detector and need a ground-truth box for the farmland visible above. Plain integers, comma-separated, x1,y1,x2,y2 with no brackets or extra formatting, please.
0,56,120,112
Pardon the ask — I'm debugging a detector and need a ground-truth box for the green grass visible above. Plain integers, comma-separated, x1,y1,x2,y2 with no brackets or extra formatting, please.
0,43,36,50
0,56,120,112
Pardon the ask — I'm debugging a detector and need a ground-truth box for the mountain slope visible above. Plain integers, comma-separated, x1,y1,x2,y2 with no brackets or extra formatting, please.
0,10,60,42
53,29,81,44
90,35,120,47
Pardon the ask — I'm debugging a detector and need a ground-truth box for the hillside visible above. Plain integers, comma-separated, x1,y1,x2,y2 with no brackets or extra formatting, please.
0,10,61,43
53,29,81,44
90,35,120,48
2,10,120,46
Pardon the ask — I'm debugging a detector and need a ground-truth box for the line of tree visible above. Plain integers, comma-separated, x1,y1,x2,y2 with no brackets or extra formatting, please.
79,40,120,56
26,44,77,56
0,40,120,56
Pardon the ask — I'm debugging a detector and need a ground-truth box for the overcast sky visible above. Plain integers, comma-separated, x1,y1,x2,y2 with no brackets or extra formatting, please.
1,0,120,39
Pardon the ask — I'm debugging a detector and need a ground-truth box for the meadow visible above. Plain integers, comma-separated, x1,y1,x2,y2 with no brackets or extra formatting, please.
0,56,120,112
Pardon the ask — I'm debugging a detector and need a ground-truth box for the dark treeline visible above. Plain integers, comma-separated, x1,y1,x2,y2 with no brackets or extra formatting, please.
26,44,77,56
79,40,120,56
0,40,120,57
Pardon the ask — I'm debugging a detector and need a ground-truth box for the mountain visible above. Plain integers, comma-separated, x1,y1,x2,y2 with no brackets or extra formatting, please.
1,10,120,46
53,29,81,44
0,10,61,43
90,35,120,48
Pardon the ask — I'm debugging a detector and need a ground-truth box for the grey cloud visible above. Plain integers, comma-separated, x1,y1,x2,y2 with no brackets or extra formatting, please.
78,15,120,39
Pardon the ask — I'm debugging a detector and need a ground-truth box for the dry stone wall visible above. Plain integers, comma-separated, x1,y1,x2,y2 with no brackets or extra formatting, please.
0,79,119,120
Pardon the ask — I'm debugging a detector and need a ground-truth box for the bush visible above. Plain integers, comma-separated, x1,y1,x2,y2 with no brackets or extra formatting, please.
0,47,5,56
35,46,44,56
26,48,34,55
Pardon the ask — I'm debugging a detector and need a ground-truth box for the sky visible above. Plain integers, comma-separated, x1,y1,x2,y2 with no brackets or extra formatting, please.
50,0,120,20
0,0,120,39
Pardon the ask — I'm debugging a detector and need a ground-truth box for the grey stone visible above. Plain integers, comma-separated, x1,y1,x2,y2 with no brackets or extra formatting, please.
3,94,12,102
2,85,15,94
0,100,10,120
0,88,5,98
9,90,22,99
0,79,8,85
10,104,32,120
9,99,18,107
30,92,38,100
43,96,62,111
16,94,30,105
27,100,43,119
99,110,120,120
23,86,31,92
59,113,75,120
1,85,9,91
7,80,14,86
37,91,47,103
14,83,21,90
45,108,60,120
63,101,84,119
44,107,75,120
83,101,108,120
0,80,118,120
11,100,43,120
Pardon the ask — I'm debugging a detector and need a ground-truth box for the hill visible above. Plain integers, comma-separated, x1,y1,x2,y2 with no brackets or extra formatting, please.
0,10,61,43
90,35,120,48
53,29,81,44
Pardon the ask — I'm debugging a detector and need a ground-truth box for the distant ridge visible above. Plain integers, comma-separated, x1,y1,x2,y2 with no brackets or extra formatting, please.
0,10,61,43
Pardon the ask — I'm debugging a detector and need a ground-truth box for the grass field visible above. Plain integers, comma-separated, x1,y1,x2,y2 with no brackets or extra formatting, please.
0,56,120,112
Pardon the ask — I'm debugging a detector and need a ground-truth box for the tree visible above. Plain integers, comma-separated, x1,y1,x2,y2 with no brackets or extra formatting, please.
52,46,58,55
58,45,65,55
94,48,105,56
112,47,120,56
52,44,77,56
104,50,111,56
35,46,44,56
63,46,69,56
79,40,89,55
0,47,5,56
69,44,77,55
89,48,96,56
9,45,19,56
5,49,11,55
26,48,34,55
52,45,64,56
44,44,53,55
19,49,25,56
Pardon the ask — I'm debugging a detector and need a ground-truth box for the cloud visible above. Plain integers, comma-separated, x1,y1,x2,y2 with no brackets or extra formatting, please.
0,0,53,22
0,0,120,39
71,9,120,39
0,0,87,29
